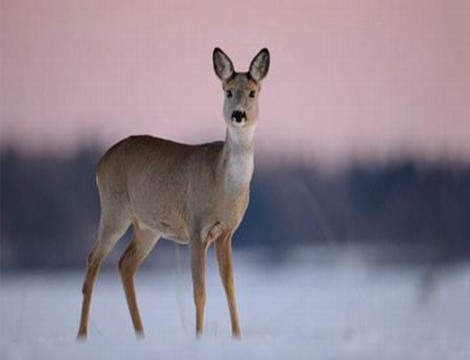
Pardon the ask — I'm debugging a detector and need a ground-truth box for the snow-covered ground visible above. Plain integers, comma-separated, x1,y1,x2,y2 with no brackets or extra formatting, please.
1,247,470,359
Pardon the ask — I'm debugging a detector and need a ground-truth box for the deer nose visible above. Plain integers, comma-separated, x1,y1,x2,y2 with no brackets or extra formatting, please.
231,110,246,124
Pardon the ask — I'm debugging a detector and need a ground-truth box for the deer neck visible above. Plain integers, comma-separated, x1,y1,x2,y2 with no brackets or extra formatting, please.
220,125,256,192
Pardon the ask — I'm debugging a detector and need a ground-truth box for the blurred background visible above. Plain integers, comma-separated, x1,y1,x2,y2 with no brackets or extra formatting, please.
1,0,470,358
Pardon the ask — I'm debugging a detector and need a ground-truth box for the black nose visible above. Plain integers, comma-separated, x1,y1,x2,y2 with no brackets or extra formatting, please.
231,110,246,123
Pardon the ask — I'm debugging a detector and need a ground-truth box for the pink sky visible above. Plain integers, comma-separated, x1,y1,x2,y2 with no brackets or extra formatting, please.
1,0,470,163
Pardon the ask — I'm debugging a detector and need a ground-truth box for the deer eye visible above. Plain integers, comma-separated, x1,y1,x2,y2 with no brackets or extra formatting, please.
249,90,256,98
226,90,233,98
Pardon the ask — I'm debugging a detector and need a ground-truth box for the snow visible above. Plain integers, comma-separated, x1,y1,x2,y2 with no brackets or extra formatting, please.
1,247,470,359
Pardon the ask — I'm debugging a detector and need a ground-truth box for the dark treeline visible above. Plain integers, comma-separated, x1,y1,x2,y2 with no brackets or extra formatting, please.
1,147,470,270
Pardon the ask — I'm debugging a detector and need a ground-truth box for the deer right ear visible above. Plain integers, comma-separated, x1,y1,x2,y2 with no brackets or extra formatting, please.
249,48,270,81
213,48,234,80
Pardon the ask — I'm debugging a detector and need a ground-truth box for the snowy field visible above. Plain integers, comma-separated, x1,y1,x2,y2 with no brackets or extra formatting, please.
1,247,470,360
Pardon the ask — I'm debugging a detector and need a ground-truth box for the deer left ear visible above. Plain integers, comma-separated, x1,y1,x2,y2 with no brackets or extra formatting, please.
249,48,270,81
213,48,234,81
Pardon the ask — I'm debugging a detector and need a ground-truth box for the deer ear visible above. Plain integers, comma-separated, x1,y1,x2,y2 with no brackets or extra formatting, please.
249,48,270,81
213,48,234,80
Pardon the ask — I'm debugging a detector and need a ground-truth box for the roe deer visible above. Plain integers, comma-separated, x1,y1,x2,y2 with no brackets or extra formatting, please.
77,47,270,339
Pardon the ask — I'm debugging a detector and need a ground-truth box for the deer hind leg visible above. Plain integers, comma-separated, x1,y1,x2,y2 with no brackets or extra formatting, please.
77,210,130,339
119,223,159,337
215,232,241,338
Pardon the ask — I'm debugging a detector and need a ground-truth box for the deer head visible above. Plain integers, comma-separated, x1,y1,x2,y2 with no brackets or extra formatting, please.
213,48,270,129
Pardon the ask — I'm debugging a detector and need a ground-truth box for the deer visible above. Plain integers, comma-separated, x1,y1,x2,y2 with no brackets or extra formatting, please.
77,47,270,339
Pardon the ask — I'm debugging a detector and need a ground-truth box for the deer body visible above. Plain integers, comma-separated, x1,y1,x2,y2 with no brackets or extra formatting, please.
98,132,252,244
78,48,269,339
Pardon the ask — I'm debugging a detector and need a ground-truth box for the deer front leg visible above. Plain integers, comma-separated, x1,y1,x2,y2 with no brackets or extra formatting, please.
190,238,209,336
215,232,241,338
